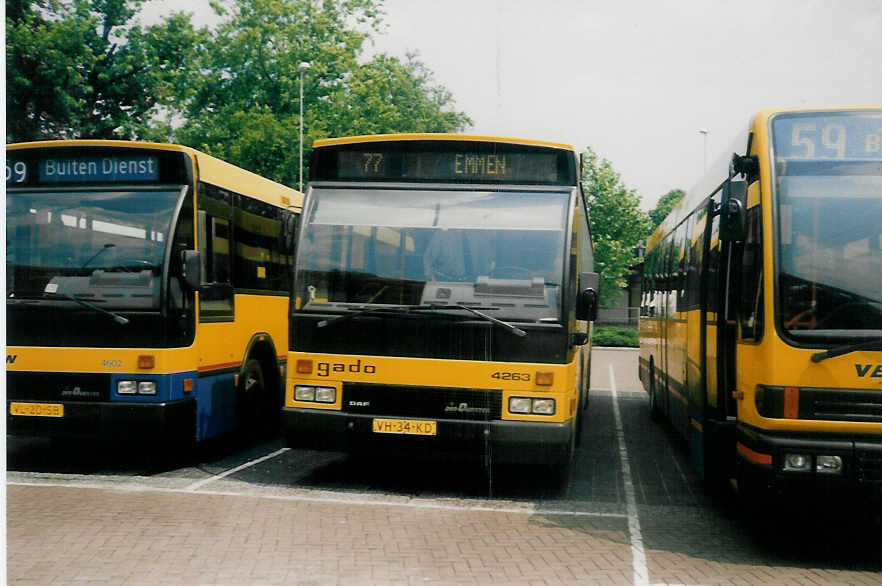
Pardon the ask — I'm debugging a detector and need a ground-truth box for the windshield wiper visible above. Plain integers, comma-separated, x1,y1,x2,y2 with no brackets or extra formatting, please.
81,243,115,268
410,304,527,337
811,337,882,363
315,303,527,337
42,292,130,325
315,305,403,329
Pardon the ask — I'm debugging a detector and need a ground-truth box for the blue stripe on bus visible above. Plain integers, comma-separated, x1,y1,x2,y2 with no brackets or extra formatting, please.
108,370,238,441
195,371,238,441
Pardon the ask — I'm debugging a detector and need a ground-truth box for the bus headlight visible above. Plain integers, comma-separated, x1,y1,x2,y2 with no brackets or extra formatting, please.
509,397,532,414
816,455,843,474
118,381,137,395
295,385,336,404
508,397,556,415
137,381,157,395
783,453,812,472
295,385,316,402
315,387,336,403
532,399,556,415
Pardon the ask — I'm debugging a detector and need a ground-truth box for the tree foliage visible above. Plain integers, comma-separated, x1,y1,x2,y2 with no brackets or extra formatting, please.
174,0,472,186
581,147,651,306
649,188,686,231
6,0,205,142
7,0,472,187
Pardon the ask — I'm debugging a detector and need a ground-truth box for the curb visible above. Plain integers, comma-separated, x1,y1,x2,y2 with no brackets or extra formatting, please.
592,346,639,352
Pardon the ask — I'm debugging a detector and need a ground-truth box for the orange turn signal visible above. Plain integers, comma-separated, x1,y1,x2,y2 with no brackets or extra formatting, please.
137,355,155,369
183,378,194,393
296,359,313,374
535,371,553,386
783,387,799,419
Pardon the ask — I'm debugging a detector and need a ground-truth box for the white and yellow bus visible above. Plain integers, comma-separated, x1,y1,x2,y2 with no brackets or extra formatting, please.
639,106,882,505
282,134,597,473
6,140,302,446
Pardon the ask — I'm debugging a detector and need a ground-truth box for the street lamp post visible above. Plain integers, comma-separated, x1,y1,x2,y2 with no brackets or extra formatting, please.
298,61,311,192
698,128,708,172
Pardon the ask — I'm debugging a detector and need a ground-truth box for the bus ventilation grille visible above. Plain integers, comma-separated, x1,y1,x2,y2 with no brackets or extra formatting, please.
855,446,882,485
342,383,502,421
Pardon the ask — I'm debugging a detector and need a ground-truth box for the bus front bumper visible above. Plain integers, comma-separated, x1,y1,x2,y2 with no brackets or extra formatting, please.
7,399,197,443
736,425,882,507
282,408,573,465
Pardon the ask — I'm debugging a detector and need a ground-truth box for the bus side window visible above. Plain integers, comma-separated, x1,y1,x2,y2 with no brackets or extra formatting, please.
233,195,291,292
686,209,703,310
738,204,763,341
198,183,234,320
706,214,721,315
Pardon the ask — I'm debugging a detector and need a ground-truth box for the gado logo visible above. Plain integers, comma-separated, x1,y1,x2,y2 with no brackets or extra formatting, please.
317,359,376,377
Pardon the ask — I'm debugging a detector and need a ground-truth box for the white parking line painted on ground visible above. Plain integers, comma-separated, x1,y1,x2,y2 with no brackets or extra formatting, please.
7,477,627,519
184,447,290,491
610,362,650,586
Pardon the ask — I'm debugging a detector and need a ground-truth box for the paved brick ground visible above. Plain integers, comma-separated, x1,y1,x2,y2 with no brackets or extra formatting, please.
8,484,634,585
7,348,881,585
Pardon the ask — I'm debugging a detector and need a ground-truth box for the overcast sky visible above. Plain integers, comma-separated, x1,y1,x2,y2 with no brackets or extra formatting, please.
140,0,881,208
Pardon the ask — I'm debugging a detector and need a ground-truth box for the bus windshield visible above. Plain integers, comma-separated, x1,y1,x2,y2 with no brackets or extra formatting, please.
6,188,182,310
773,112,882,341
294,187,569,322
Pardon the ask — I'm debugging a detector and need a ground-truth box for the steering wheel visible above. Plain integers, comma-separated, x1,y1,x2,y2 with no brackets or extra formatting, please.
815,301,882,329
111,258,154,272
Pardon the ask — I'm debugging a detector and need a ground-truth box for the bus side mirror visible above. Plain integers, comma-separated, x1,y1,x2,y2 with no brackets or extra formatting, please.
182,250,202,290
720,197,746,242
279,211,299,254
577,288,598,322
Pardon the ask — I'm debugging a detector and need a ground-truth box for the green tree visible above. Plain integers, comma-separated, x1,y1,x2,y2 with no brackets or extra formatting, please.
581,147,651,306
6,0,204,142
175,0,471,186
328,52,472,136
649,188,686,231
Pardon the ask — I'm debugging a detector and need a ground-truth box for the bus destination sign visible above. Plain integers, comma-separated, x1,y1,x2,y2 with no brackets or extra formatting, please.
7,155,160,186
336,150,559,183
773,111,882,161
313,139,576,185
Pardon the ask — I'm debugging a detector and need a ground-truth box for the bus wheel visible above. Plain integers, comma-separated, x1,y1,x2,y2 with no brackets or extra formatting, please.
648,361,661,421
238,359,264,440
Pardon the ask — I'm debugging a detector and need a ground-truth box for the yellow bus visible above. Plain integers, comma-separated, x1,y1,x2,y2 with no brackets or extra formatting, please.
282,134,597,473
6,140,303,447
639,106,882,505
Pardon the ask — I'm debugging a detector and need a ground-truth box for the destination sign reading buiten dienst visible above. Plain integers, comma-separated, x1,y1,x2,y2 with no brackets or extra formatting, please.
5,147,191,187
7,155,160,185
38,156,159,183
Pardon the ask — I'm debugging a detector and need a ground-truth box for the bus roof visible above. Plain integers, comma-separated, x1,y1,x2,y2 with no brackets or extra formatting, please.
753,104,881,120
7,139,303,211
313,133,575,152
643,104,881,253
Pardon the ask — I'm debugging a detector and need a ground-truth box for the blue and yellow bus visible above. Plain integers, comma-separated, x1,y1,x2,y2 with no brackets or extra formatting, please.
6,140,302,446
282,134,597,474
639,106,882,506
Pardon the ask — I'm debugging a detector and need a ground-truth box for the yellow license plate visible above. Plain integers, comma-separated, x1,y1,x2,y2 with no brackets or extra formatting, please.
10,402,64,417
372,418,437,436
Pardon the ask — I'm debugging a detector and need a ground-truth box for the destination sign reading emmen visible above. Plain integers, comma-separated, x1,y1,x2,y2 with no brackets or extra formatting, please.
315,141,574,185
38,155,160,183
337,151,558,183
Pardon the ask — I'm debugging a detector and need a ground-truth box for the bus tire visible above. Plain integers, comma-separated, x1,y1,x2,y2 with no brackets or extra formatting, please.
238,359,264,440
648,359,661,421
